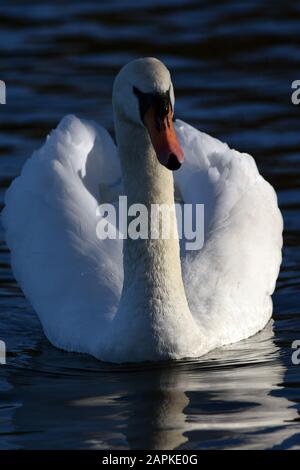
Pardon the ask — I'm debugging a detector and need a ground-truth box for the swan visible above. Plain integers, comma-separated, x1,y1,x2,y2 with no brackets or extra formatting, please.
2,58,283,363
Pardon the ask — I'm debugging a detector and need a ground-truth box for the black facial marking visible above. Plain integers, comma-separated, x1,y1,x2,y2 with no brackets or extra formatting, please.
133,87,153,122
133,86,172,127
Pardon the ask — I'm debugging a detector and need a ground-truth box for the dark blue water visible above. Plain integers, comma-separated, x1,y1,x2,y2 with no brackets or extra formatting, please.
0,0,300,450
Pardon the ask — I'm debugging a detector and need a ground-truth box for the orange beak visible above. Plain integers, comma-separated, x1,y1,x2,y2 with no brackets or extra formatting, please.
144,105,184,171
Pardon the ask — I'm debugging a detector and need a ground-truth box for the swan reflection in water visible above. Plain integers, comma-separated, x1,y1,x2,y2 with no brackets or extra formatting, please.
2,321,299,450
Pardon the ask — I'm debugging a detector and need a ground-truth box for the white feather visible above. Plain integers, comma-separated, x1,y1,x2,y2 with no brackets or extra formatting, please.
2,112,283,362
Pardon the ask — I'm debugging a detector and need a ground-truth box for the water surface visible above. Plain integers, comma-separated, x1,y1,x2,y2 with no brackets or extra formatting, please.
0,0,300,450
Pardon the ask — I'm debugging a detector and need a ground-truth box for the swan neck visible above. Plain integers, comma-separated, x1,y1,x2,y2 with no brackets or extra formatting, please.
101,110,199,361
114,112,187,300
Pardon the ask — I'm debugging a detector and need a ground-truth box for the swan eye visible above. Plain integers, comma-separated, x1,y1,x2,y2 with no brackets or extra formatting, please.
133,86,172,123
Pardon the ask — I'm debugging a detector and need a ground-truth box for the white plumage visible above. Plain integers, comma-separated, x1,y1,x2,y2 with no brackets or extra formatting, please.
2,59,283,363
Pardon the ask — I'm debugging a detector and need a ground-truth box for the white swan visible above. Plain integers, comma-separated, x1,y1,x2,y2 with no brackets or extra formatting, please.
2,58,283,363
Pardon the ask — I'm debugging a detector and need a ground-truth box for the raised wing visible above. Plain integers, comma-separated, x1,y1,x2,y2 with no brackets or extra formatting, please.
2,115,123,355
174,119,283,347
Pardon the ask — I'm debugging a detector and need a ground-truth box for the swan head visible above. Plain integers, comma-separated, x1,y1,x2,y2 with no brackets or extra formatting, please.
113,57,184,171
